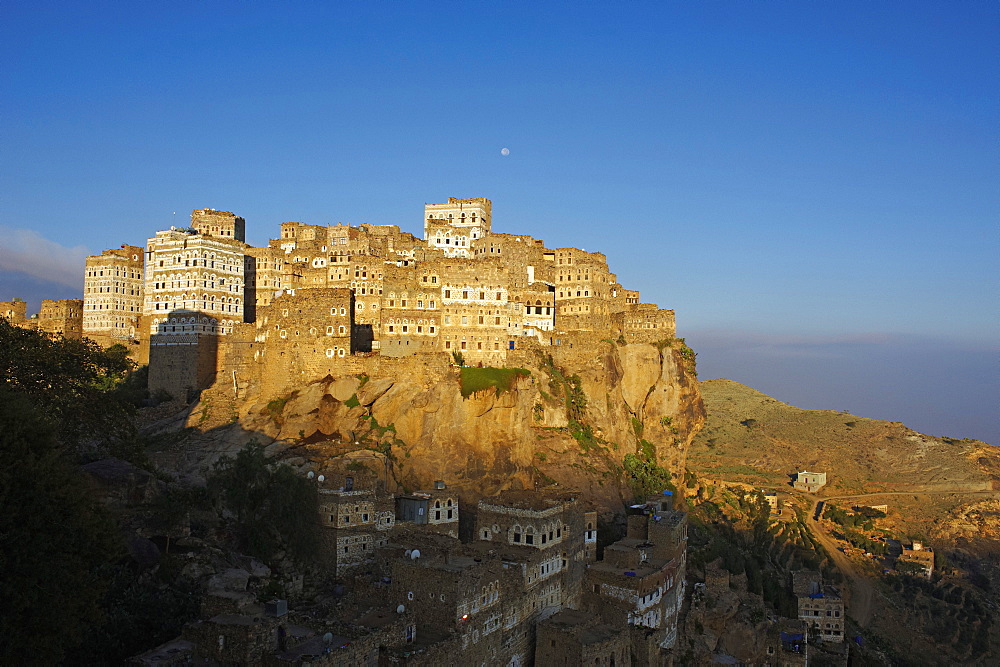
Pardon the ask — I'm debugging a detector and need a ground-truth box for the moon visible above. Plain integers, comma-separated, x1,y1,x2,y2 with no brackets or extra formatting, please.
500,147,510,156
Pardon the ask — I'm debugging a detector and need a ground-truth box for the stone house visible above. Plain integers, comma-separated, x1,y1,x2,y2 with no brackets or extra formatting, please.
792,571,845,642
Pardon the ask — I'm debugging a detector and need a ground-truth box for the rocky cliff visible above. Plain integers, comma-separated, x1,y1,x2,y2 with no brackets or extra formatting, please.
163,340,704,510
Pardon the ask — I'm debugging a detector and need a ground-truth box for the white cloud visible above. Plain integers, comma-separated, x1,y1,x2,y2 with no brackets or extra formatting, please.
0,227,89,289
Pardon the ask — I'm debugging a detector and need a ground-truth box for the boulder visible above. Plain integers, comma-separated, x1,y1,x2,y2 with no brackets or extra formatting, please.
206,568,251,592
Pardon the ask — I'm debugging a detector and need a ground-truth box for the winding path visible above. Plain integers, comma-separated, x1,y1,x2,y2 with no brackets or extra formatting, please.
803,489,997,628
806,499,875,626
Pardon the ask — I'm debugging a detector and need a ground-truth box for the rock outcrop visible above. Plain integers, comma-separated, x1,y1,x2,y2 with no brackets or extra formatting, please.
171,341,704,510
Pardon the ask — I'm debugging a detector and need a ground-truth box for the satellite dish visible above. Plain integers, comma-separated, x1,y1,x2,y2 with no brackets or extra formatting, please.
410,549,421,560
396,604,405,614
307,471,315,479
317,475,325,483
323,632,333,645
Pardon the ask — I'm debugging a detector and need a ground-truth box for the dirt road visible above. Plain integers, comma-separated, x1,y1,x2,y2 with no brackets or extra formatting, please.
806,499,875,626
804,489,997,628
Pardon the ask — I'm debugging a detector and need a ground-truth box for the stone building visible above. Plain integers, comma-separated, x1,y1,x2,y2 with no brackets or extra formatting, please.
534,608,630,667
424,197,492,258
318,486,395,575
190,208,246,241
252,288,356,397
792,570,845,642
899,541,934,577
143,223,249,335
0,298,27,325
2,298,86,340
395,481,460,538
583,495,688,663
34,298,84,339
83,244,144,349
764,491,779,513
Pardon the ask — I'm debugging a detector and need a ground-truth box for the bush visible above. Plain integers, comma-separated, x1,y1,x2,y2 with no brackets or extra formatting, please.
623,453,675,500
459,366,530,398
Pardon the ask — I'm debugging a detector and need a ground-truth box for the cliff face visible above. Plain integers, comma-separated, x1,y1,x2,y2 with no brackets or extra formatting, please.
186,341,704,510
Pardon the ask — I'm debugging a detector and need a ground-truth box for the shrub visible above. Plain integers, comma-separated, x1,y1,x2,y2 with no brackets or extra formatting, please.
459,366,530,398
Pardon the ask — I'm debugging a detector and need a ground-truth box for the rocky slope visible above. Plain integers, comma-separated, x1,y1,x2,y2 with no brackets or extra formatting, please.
151,340,704,510
688,378,998,496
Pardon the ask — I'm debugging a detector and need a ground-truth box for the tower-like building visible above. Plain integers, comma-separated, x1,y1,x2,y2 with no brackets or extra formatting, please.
143,211,249,336
190,208,246,242
424,197,492,258
83,244,145,347
143,210,249,398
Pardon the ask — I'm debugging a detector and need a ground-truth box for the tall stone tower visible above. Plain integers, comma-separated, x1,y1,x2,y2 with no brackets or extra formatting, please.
83,244,145,348
190,209,246,242
424,197,492,258
143,214,249,400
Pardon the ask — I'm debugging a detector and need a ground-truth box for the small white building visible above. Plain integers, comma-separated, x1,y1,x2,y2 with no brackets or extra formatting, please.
793,471,827,493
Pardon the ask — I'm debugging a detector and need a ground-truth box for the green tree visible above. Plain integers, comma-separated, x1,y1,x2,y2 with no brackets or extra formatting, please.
0,318,139,456
623,452,675,501
0,390,120,663
208,443,320,563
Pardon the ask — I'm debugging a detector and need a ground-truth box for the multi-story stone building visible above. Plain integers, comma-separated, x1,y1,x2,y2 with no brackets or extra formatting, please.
792,570,845,643
143,223,249,335
583,494,688,664
318,485,395,575
142,211,251,397
34,298,84,339
83,244,144,348
424,197,492,258
396,481,460,538
0,299,27,325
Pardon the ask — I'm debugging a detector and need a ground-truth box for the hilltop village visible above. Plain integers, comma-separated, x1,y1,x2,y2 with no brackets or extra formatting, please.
3,197,674,402
2,198,863,665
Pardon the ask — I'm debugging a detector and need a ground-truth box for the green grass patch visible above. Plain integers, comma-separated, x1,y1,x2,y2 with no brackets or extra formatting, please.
345,393,360,408
459,366,531,398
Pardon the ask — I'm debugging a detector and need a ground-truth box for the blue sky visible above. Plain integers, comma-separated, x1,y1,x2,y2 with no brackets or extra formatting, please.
2,1,997,443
